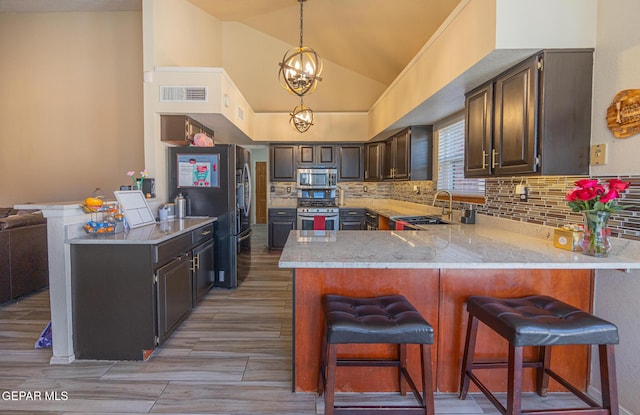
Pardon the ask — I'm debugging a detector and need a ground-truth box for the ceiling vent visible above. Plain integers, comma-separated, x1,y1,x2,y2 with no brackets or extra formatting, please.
160,86,207,102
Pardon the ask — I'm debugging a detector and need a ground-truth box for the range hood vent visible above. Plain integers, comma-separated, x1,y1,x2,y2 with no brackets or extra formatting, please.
160,86,208,102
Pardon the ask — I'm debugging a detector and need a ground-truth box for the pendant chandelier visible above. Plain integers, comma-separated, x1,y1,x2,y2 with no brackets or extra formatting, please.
290,98,314,133
278,0,323,97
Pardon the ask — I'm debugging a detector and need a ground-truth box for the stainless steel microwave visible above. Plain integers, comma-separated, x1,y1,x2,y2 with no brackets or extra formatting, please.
296,168,337,189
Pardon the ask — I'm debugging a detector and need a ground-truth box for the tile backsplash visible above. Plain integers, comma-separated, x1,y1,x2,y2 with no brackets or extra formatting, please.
270,175,640,241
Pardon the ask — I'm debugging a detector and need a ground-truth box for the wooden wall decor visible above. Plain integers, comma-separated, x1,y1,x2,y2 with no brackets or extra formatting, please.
607,89,640,138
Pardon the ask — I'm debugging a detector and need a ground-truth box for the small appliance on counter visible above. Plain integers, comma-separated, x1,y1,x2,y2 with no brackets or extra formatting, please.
461,206,476,224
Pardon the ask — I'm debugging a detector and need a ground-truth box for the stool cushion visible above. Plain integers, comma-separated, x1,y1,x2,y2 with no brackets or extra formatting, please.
467,295,619,347
322,294,434,344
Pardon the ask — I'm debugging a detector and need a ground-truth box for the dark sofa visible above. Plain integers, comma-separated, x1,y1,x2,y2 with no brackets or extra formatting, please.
0,208,49,304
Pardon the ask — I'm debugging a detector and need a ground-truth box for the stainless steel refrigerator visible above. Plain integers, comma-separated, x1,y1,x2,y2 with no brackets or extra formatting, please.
168,144,252,288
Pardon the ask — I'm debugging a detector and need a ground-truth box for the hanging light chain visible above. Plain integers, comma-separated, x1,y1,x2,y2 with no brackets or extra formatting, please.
299,0,304,48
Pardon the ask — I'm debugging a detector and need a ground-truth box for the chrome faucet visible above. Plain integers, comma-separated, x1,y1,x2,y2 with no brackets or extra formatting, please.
432,190,453,220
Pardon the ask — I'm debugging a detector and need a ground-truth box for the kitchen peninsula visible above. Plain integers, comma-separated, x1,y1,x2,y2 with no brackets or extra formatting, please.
67,216,216,360
279,222,640,394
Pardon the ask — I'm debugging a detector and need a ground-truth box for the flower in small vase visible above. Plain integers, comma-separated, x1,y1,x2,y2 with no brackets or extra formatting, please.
126,169,147,190
565,178,631,257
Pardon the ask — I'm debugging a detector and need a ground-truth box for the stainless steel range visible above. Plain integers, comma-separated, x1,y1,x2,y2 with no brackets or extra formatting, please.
297,188,339,231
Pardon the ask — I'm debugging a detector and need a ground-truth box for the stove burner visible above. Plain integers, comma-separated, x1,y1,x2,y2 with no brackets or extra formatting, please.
298,200,337,208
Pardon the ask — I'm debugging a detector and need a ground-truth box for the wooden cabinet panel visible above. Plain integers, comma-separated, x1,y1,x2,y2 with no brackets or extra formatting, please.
268,208,296,249
293,267,594,394
339,208,366,230
437,268,593,392
365,142,383,181
297,144,336,166
270,145,297,181
374,126,432,181
294,268,440,392
493,58,537,176
464,49,593,178
464,84,493,177
161,115,213,146
337,144,363,181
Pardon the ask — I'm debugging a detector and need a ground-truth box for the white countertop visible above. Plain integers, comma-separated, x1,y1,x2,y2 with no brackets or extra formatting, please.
66,217,216,245
278,225,640,270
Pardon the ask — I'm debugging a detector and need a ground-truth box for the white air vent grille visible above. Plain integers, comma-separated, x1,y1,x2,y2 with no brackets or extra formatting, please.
160,86,207,102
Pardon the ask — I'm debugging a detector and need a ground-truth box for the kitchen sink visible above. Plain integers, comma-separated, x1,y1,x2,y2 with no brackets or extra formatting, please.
390,215,447,226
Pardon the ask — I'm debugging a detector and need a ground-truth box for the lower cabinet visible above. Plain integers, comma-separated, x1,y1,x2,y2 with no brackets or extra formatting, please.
268,208,297,249
339,208,366,230
70,223,214,360
192,239,214,305
157,253,192,345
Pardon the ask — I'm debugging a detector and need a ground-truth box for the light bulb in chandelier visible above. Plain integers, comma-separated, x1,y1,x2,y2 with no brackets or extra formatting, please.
290,100,314,133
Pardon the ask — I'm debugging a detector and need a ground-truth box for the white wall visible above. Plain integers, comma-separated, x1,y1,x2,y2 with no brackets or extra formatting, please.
590,1,640,413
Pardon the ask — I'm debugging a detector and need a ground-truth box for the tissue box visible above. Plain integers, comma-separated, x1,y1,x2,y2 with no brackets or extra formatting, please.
553,228,583,251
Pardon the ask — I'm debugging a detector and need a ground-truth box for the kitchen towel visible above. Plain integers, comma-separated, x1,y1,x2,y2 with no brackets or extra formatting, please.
395,221,407,230
313,215,326,230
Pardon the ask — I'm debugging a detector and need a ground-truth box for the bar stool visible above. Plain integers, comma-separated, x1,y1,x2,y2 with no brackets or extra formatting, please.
459,295,619,415
318,294,435,415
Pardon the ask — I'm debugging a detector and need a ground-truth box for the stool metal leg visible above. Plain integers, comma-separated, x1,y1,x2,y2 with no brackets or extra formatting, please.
459,313,479,400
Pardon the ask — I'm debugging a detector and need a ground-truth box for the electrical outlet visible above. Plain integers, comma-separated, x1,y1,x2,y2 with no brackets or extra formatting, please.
286,186,291,193
363,186,368,193
519,187,528,202
591,144,607,165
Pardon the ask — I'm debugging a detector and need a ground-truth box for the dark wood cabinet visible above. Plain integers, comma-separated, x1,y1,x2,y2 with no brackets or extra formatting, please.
339,208,366,230
191,239,214,305
465,49,593,177
298,144,336,166
71,222,215,360
365,142,384,181
268,208,297,249
337,144,364,181
156,252,192,345
368,126,433,182
161,115,213,146
464,84,493,177
270,145,297,181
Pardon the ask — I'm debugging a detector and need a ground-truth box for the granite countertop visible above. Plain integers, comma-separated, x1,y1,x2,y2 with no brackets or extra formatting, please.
66,217,216,245
278,225,640,270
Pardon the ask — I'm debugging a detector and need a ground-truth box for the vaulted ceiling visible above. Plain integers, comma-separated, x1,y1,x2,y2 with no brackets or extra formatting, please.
0,0,463,118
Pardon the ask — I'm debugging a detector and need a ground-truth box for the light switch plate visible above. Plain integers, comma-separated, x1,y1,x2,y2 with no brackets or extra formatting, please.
591,144,607,165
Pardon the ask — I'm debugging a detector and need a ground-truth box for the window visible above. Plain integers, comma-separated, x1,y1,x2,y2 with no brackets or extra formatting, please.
436,115,485,195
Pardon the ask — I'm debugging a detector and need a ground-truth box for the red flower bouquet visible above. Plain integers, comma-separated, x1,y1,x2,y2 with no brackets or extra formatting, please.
565,178,630,213
565,178,631,257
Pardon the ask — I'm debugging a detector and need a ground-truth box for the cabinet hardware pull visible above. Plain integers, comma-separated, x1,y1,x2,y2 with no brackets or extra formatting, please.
201,230,211,236
491,149,498,169
482,150,487,169
190,255,199,271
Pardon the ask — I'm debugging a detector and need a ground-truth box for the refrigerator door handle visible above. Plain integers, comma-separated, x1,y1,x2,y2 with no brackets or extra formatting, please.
238,229,252,242
243,162,252,217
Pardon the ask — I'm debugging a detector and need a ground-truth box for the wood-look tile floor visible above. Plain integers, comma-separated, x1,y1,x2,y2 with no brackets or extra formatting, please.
0,224,587,414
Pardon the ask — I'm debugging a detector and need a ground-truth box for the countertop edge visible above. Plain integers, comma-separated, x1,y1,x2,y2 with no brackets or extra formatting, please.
65,217,217,245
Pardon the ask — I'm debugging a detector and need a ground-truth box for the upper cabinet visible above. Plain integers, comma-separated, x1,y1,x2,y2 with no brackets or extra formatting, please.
366,126,433,182
364,142,384,181
160,115,214,146
464,49,593,178
270,144,297,181
298,144,336,167
270,143,363,182
337,144,364,182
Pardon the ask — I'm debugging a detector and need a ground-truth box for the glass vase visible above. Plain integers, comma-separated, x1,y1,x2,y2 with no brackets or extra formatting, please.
579,210,611,257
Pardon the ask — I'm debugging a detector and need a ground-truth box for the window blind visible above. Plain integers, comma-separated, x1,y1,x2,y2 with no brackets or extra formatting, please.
437,119,485,195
